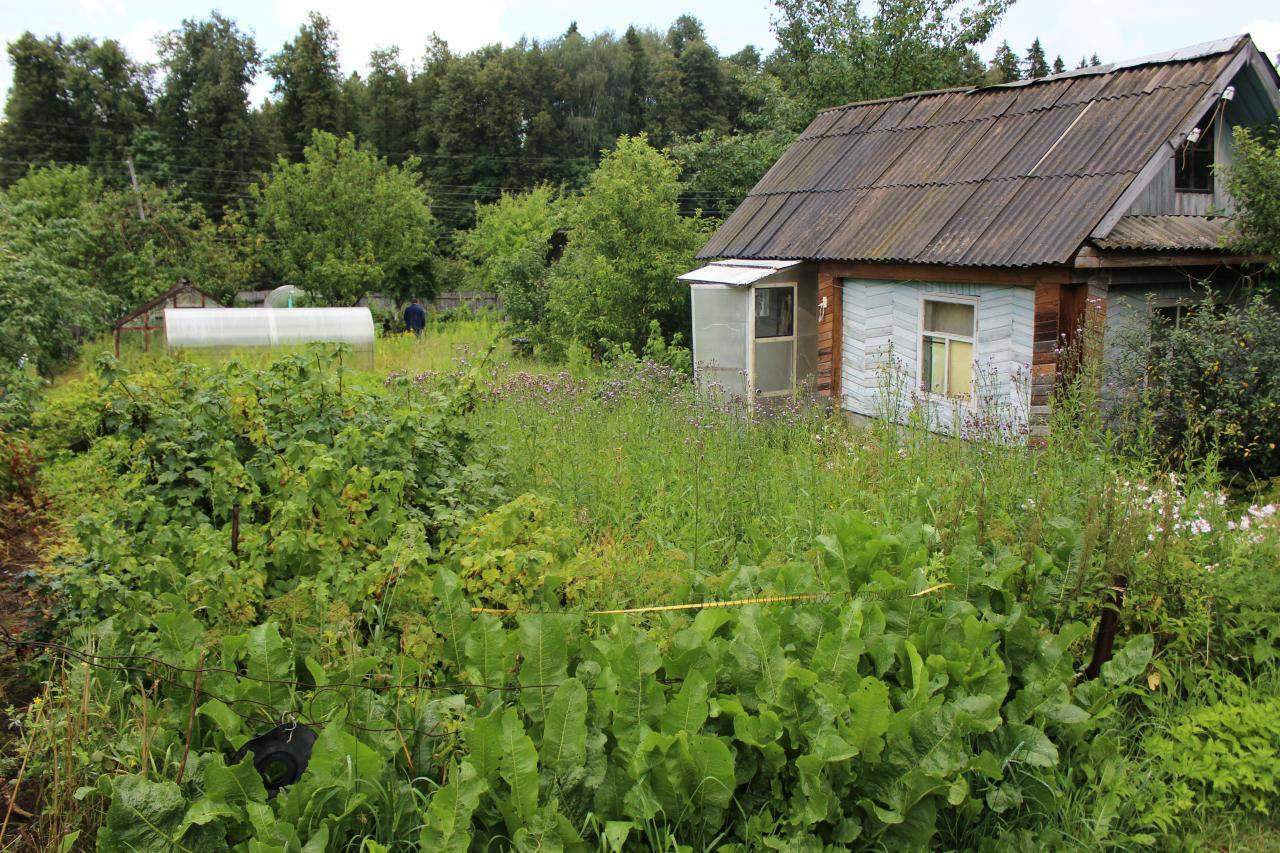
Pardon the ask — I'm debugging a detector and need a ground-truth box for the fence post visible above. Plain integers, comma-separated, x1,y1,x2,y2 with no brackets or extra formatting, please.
1085,576,1127,679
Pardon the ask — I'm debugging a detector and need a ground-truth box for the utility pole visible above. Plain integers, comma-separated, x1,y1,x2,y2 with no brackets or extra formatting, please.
126,156,146,222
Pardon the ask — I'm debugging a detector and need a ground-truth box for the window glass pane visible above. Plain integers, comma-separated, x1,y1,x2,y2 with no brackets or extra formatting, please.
922,336,946,395
948,340,973,398
1174,131,1213,192
754,287,794,339
923,300,974,336
754,339,794,394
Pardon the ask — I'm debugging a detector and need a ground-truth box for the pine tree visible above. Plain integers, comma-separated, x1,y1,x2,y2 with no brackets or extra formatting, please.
1053,55,1066,73
267,12,345,153
1024,37,1049,79
0,34,87,180
1090,53,1102,67
1077,56,1089,69
155,13,263,216
360,48,415,161
624,26,651,135
990,41,1021,83
666,15,706,57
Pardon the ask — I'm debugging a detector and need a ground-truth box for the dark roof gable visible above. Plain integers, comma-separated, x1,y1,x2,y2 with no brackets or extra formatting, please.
699,35,1264,267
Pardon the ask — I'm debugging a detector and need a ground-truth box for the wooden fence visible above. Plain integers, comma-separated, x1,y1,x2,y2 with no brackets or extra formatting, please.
426,291,501,313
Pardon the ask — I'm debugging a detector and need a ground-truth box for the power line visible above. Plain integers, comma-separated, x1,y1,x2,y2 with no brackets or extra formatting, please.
0,117,603,164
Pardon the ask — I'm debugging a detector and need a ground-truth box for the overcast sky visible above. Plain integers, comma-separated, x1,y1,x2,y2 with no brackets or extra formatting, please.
2,0,1278,104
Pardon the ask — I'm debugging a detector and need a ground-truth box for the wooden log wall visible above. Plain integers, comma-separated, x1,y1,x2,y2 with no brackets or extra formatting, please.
816,265,843,401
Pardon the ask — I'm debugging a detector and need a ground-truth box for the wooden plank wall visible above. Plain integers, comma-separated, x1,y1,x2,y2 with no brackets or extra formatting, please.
816,265,842,400
1030,281,1062,434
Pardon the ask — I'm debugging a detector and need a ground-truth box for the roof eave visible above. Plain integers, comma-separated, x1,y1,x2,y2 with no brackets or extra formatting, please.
1074,245,1270,268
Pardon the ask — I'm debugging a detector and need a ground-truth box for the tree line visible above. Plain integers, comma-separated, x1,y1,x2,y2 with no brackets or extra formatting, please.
0,0,1121,374
1,2,1091,225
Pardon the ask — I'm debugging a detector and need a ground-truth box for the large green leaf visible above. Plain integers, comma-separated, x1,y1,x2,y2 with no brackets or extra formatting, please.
607,622,663,756
305,723,385,783
679,733,736,814
203,754,268,807
1005,723,1059,768
517,614,576,724
811,601,866,688
540,677,588,779
846,677,891,761
1101,634,1154,685
464,612,511,690
433,568,473,671
97,774,188,853
198,698,243,744
153,605,205,665
464,706,504,782
661,669,709,735
498,708,540,829
734,606,787,706
420,761,486,852
244,622,292,708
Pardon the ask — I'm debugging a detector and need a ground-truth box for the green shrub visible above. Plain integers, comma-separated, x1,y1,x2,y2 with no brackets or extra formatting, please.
1146,294,1280,478
31,376,105,453
457,185,566,340
1139,693,1280,830
546,135,708,356
447,493,577,610
602,319,693,375
1224,126,1280,269
48,347,501,637
0,360,40,432
0,360,41,497
243,131,440,305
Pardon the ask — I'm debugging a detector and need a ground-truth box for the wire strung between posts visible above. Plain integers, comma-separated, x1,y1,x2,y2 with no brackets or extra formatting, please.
0,582,957,736
469,582,956,616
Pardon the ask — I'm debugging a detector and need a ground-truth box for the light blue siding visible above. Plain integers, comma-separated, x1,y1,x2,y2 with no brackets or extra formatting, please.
841,280,1035,437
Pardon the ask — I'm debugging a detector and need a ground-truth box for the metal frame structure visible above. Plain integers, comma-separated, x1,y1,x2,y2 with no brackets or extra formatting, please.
749,282,799,403
113,281,222,358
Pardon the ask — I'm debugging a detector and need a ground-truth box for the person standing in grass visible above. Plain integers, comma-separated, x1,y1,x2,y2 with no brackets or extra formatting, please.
403,298,426,335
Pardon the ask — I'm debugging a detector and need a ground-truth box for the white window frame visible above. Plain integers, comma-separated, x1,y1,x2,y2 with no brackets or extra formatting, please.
1150,295,1206,330
916,293,978,403
749,282,798,403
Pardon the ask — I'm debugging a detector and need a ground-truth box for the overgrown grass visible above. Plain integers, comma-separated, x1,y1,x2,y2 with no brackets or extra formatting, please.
10,320,1280,849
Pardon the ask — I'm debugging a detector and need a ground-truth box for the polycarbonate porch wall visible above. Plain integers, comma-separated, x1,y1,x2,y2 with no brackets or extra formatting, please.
690,286,749,399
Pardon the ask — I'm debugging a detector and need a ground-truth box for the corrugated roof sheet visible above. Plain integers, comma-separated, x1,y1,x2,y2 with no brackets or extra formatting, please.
678,259,801,286
698,36,1249,267
1091,215,1229,251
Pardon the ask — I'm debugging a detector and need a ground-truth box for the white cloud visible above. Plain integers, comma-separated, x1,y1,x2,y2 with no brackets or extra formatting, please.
251,0,511,102
270,0,510,73
119,19,161,68
1244,18,1280,59
984,0,1278,68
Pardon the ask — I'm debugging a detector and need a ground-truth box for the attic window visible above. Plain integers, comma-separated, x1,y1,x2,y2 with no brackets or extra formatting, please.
1174,128,1213,193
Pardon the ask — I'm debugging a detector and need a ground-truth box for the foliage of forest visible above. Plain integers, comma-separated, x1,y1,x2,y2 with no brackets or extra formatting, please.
0,0,1108,376
1,3,1080,224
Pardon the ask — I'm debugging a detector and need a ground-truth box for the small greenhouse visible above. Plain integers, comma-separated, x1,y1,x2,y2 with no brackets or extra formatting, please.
679,260,818,406
113,281,222,357
164,306,376,361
